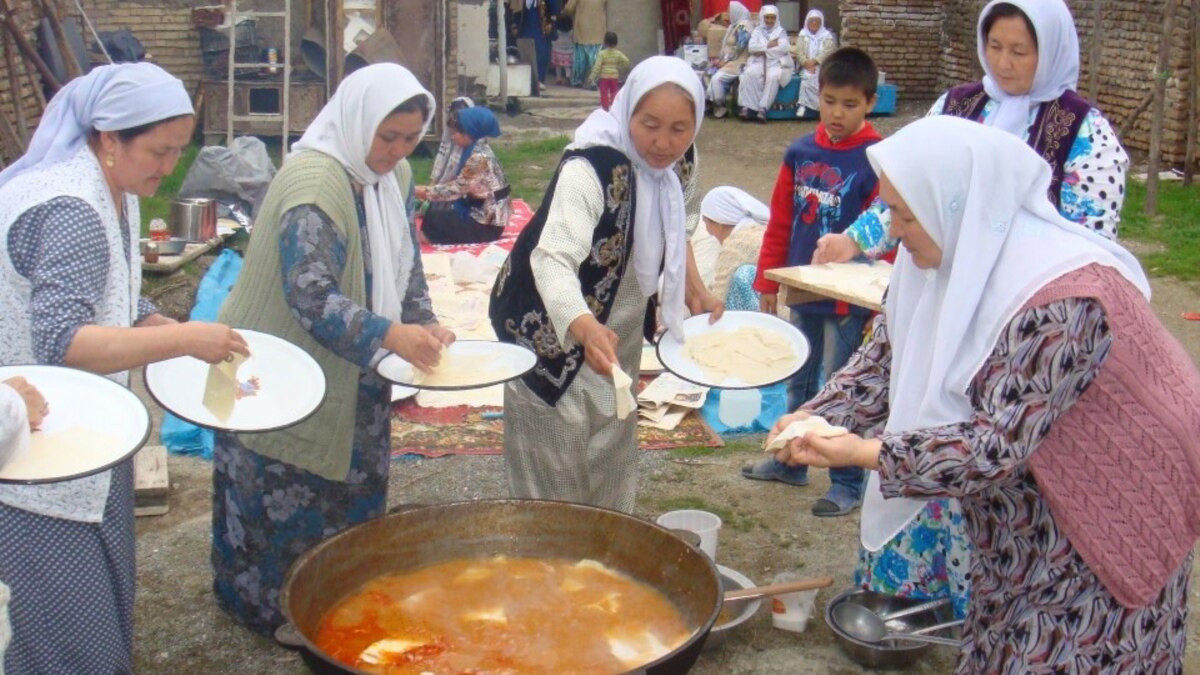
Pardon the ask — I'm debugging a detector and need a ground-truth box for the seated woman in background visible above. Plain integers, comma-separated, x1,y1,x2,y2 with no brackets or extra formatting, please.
417,107,512,245
701,186,770,310
792,9,837,118
428,96,474,187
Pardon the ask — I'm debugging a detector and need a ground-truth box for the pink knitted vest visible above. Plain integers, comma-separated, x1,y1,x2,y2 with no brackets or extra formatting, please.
1023,264,1200,608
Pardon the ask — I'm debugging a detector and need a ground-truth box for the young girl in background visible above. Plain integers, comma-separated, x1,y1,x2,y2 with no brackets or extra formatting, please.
551,16,575,86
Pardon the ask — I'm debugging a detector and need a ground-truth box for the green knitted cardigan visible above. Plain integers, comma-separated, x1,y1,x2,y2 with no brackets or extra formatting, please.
218,150,413,481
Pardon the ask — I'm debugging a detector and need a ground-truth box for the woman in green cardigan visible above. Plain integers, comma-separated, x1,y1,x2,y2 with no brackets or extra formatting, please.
212,63,454,635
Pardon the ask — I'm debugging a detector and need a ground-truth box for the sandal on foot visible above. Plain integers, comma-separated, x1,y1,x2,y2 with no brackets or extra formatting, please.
740,458,809,487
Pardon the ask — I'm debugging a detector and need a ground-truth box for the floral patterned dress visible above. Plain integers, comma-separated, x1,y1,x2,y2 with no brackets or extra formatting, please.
804,296,1192,671
211,195,435,636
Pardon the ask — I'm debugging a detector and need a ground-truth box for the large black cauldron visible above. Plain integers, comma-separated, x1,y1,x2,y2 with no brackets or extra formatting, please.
278,499,722,674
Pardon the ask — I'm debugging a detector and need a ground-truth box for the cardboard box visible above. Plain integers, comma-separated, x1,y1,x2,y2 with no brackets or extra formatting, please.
706,24,727,58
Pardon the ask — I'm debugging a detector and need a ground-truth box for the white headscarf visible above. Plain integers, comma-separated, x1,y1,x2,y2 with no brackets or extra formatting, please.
800,9,832,59
859,116,1148,551
977,0,1079,136
568,56,704,342
754,5,786,42
0,62,193,189
700,186,768,231
291,63,434,324
721,1,752,56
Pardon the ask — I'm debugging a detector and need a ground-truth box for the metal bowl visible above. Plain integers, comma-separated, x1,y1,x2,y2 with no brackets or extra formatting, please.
825,587,958,669
140,238,187,256
703,565,761,650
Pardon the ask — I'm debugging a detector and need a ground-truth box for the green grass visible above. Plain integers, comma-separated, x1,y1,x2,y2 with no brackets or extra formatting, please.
1118,180,1200,281
139,145,200,236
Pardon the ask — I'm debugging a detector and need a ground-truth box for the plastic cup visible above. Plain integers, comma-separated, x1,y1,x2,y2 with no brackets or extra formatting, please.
769,571,819,632
656,509,721,560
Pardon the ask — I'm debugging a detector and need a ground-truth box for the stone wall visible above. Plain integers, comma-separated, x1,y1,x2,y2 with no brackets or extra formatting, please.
842,0,1197,163
839,0,945,99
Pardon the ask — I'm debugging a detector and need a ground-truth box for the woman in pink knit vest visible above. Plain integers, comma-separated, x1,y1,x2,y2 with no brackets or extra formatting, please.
770,116,1200,672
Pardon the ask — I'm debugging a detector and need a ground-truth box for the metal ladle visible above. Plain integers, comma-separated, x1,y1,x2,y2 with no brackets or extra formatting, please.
832,602,962,647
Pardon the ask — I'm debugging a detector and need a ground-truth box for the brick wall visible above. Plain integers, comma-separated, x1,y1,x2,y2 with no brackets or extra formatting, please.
842,0,1197,163
839,0,945,99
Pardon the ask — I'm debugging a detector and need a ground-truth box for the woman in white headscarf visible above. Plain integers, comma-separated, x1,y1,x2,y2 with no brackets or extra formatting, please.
771,115,1199,673
698,186,769,305
737,5,793,121
0,62,247,672
792,8,837,116
706,1,753,119
819,0,1128,266
213,63,455,635
490,56,722,512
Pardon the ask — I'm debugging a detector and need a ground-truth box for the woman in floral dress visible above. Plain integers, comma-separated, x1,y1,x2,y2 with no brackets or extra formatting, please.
773,116,1199,672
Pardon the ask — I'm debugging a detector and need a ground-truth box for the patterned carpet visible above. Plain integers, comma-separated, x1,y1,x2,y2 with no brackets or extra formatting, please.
390,399,724,458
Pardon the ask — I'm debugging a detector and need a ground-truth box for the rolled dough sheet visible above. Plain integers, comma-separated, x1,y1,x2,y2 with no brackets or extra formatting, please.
764,415,848,452
684,325,798,385
0,426,123,480
413,351,514,388
612,366,635,420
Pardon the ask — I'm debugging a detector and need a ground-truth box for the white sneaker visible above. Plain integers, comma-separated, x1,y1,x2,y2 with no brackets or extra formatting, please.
713,105,728,119
795,105,807,118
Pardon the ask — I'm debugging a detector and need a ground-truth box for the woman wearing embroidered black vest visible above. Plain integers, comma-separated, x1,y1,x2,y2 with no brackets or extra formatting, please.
815,0,1129,268
490,56,722,513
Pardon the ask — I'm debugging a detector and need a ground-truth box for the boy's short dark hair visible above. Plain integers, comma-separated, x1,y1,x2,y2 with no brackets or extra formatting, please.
817,47,878,99
604,31,618,47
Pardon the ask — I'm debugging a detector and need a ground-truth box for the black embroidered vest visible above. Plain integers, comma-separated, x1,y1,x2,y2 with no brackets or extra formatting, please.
942,82,1092,209
489,146,649,406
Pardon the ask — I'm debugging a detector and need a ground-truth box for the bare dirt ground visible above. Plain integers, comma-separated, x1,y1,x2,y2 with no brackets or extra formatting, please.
132,85,1200,674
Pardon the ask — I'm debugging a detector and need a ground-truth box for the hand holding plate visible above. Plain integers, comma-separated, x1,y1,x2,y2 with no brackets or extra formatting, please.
3,377,47,430
181,323,251,364
385,324,445,373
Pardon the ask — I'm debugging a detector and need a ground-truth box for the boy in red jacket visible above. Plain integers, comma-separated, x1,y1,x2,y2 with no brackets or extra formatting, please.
745,47,881,517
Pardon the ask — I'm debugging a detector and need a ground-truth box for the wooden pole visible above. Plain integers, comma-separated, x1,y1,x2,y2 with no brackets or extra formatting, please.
1088,0,1104,101
1145,0,1178,216
1184,0,1198,185
38,0,82,80
0,0,62,92
2,28,27,145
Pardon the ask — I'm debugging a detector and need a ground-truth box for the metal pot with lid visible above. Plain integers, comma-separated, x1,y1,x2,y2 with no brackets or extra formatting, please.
169,198,217,242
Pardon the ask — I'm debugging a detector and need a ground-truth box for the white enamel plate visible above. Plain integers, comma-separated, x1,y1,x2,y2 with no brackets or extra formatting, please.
656,311,811,389
376,340,537,391
144,330,326,432
0,364,150,484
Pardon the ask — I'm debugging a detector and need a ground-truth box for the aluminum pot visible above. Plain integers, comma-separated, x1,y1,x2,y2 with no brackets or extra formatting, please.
169,198,217,241
278,499,723,674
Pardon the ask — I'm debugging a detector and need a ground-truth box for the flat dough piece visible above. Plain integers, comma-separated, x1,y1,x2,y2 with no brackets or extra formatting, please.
202,352,247,422
684,325,798,385
0,426,123,480
764,415,848,452
414,351,513,388
611,366,635,420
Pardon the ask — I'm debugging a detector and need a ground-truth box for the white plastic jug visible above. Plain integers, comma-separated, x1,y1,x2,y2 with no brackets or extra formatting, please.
718,388,761,428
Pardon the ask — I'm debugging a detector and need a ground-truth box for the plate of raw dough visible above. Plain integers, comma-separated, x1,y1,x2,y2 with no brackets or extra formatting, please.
375,340,537,391
656,311,810,389
0,364,151,484
144,329,326,433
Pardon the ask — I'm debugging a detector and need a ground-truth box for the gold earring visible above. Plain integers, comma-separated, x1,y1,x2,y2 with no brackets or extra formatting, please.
106,154,115,167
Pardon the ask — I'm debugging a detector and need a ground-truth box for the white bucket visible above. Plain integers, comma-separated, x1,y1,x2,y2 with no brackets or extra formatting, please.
656,509,722,560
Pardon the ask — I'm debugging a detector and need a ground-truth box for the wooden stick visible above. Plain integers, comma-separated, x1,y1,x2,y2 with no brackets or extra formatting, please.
38,0,82,80
2,26,27,145
1145,0,1178,216
0,0,62,91
1184,0,1198,185
724,575,834,601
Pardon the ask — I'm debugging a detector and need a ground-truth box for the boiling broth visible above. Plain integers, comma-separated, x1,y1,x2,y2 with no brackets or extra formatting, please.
313,556,692,674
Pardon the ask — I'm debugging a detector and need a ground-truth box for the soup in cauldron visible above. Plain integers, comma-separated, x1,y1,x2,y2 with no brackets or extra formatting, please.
313,555,692,674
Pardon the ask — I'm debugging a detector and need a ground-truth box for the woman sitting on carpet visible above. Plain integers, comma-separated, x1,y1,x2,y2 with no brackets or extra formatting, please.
212,63,455,636
417,107,513,245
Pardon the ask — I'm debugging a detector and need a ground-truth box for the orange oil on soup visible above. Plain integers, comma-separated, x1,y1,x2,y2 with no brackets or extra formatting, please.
313,556,693,674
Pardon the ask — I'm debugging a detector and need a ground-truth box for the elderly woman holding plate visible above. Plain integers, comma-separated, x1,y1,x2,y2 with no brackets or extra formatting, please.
490,57,721,513
772,115,1199,671
213,63,455,636
0,63,247,672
